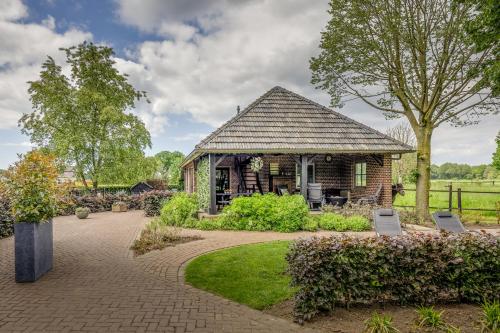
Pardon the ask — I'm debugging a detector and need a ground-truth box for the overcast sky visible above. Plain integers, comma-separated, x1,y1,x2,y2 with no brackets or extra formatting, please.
0,0,498,169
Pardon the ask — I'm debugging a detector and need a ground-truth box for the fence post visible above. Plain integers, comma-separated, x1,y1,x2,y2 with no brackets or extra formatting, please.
448,183,453,212
457,188,462,215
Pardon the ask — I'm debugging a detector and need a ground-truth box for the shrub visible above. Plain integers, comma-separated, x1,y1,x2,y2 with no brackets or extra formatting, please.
287,233,500,322
3,151,58,223
302,216,319,231
160,192,198,227
217,194,309,232
141,190,171,216
480,300,500,333
318,212,346,230
0,195,14,238
364,312,400,333
345,215,371,231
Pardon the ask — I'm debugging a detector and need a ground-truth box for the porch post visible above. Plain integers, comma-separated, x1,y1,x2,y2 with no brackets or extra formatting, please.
300,155,308,199
209,153,217,215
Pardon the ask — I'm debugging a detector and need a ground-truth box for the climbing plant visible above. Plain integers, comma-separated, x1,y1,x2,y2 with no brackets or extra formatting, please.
196,157,210,210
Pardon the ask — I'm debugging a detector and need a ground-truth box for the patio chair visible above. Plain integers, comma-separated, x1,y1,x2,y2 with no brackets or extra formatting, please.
307,183,325,209
373,208,403,236
276,184,289,196
357,184,383,205
432,211,466,233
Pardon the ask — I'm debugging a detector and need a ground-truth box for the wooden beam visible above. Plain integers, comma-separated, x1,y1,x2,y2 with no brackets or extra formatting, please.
215,154,227,167
300,155,308,199
209,153,217,215
292,155,302,166
371,154,384,167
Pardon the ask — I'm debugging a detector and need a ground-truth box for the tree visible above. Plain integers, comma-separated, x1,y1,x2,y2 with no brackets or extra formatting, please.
493,132,500,170
311,0,498,219
386,122,417,183
155,151,185,187
21,42,151,190
100,154,159,185
460,0,499,96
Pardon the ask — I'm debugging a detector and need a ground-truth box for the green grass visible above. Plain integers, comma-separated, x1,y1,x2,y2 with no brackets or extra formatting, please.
185,241,293,310
394,180,500,221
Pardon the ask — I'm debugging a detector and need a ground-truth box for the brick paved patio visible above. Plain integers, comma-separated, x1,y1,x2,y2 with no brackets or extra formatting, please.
0,211,347,333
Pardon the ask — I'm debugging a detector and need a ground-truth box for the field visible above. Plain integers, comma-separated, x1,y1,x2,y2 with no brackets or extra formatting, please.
394,180,500,222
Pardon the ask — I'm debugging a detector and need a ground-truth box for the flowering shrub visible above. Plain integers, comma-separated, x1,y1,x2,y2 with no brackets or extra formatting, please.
287,232,500,322
3,151,58,223
217,193,309,232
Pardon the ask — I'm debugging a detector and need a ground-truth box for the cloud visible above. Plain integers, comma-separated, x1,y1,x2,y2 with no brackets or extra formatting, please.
0,141,32,147
0,1,91,130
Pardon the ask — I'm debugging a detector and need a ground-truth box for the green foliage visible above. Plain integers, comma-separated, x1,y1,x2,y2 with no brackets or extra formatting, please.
196,157,210,210
160,192,198,227
417,306,446,329
430,162,499,180
364,313,400,333
493,132,500,171
0,195,14,238
317,213,371,231
3,151,58,223
217,194,309,232
20,42,151,190
155,151,185,187
100,154,159,185
480,300,500,333
302,216,319,231
287,233,500,322
185,241,294,310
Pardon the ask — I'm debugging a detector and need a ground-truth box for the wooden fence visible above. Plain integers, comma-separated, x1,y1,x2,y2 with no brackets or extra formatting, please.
394,184,500,222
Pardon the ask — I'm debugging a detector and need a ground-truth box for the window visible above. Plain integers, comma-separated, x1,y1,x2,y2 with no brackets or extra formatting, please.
216,168,230,192
355,162,367,187
296,163,315,189
269,162,280,175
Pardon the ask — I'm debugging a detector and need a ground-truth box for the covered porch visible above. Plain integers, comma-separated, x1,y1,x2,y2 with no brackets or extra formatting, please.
186,152,394,214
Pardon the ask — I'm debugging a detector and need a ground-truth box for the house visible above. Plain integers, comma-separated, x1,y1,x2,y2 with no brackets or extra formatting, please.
181,86,413,214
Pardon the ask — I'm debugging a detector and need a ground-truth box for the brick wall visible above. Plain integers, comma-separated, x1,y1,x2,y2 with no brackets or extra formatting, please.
184,153,393,207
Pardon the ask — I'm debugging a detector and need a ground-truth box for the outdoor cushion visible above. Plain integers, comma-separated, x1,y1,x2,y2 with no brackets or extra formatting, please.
378,209,394,216
438,211,453,218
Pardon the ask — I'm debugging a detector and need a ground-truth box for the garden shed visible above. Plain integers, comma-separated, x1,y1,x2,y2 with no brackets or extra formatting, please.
181,86,414,214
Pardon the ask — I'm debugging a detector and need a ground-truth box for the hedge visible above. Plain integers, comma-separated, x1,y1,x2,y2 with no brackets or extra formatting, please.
287,233,500,322
0,195,14,238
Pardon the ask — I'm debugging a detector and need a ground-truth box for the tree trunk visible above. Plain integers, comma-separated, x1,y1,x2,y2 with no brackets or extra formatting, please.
415,126,433,222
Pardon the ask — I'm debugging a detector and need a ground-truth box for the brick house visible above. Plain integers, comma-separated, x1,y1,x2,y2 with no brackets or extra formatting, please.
181,86,413,214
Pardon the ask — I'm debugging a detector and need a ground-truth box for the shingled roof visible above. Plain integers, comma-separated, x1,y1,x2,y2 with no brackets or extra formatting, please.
183,86,413,165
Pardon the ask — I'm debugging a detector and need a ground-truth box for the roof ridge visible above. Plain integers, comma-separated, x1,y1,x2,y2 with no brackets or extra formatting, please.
275,86,414,150
195,86,281,149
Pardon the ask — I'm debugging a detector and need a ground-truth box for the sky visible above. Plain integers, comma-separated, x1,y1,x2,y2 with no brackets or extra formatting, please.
0,0,498,169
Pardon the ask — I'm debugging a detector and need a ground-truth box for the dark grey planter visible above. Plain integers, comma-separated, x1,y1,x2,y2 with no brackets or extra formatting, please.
14,220,53,282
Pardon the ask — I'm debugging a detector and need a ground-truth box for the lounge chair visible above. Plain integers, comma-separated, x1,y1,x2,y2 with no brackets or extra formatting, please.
373,208,403,236
276,184,289,196
432,211,466,233
358,184,383,205
307,183,325,209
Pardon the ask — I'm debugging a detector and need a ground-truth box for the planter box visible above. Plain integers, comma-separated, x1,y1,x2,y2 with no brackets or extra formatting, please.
14,220,53,283
112,203,127,212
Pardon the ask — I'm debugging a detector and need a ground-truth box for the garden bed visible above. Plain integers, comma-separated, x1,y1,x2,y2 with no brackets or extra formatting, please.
265,301,482,333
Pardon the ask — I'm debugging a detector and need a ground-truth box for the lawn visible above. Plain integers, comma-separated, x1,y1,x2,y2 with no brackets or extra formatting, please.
394,180,500,221
184,241,293,310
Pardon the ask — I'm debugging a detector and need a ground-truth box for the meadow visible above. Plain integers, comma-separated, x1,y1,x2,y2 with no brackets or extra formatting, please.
394,180,500,222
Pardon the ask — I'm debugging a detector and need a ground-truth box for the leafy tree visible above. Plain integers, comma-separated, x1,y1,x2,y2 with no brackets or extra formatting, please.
460,0,500,96
155,151,185,187
311,0,498,219
100,154,159,185
493,132,500,170
20,42,151,190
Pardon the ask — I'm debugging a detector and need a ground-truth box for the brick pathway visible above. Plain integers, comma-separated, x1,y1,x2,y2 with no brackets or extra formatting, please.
1,211,355,333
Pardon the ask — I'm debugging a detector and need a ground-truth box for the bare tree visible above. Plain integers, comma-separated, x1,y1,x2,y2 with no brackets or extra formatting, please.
387,122,416,183
311,0,499,219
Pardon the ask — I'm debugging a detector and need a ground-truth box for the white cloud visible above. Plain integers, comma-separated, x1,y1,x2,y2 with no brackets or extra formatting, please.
0,1,91,129
173,133,209,142
0,141,32,147
0,0,28,21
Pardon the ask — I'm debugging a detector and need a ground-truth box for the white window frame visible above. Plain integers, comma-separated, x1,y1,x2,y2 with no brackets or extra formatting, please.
296,162,315,189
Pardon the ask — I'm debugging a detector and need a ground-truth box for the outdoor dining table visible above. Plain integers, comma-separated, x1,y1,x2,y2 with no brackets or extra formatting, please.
326,196,348,207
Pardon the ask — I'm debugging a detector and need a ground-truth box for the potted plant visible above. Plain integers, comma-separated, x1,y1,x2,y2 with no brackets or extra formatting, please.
112,201,128,212
75,207,90,219
4,151,58,283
